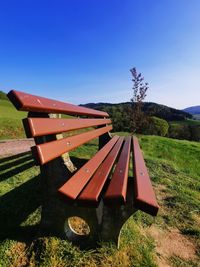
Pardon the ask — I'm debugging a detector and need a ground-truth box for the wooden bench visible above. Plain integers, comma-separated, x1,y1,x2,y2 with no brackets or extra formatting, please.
8,89,159,247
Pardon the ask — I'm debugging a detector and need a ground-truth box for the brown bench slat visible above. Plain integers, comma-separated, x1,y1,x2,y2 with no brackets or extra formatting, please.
7,90,109,117
23,118,112,137
78,136,124,205
58,136,119,200
133,136,159,216
104,136,131,204
33,125,113,165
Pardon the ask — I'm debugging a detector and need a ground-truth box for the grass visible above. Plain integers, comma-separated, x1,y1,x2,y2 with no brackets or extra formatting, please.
138,135,200,230
0,134,200,266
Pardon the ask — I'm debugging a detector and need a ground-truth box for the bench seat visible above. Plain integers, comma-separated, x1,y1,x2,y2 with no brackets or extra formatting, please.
59,135,159,216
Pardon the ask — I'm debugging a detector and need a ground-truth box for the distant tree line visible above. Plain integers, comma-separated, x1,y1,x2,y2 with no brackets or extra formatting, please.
169,123,200,142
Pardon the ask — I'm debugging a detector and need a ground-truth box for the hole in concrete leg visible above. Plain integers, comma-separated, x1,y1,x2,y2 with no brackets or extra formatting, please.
64,216,90,240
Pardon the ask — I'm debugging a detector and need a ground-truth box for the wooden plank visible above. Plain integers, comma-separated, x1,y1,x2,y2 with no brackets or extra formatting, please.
104,136,131,204
58,136,119,200
78,137,124,204
132,136,159,216
23,118,111,137
34,125,113,165
7,90,109,117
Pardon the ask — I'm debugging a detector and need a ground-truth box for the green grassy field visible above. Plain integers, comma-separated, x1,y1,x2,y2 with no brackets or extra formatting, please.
0,134,200,266
169,119,200,126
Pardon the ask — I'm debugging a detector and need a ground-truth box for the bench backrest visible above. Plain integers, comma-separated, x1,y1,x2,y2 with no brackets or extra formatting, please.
8,90,112,165
8,90,159,216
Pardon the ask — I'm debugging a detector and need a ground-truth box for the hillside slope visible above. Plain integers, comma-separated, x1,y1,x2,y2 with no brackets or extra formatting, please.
0,90,8,101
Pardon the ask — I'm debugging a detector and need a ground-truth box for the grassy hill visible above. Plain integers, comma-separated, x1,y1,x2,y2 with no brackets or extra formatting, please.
0,135,199,266
0,99,27,140
0,92,200,265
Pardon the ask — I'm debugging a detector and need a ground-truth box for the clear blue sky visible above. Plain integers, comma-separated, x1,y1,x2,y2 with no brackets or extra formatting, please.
1,0,200,109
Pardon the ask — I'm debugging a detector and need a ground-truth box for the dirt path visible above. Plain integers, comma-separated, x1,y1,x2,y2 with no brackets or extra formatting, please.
0,139,34,157
147,226,198,267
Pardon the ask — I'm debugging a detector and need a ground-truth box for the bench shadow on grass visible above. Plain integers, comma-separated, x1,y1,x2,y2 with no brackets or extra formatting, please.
0,151,30,164
0,151,35,182
0,152,88,243
0,151,42,243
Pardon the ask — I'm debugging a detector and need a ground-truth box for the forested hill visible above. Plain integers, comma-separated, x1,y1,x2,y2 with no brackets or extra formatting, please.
81,102,192,121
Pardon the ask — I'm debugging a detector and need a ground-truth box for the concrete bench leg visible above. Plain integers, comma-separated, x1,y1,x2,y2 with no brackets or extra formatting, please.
100,179,137,247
